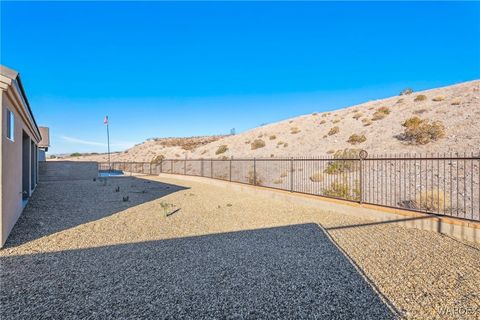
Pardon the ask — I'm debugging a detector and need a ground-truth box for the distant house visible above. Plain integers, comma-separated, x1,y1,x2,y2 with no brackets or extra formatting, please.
38,127,50,161
0,65,43,247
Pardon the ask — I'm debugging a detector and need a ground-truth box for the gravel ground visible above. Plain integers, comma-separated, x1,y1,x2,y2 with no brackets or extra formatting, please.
1,176,479,319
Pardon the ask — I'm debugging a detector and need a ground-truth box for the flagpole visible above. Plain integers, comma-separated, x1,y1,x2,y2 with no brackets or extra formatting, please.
106,116,111,171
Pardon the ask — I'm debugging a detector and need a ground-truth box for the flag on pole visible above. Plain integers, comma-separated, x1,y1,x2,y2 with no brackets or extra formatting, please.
104,116,109,125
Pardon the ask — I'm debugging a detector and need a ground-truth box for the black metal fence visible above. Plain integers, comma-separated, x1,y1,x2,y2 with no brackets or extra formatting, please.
98,153,480,221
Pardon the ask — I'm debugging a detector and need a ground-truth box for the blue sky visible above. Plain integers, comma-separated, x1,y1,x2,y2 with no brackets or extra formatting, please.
1,1,479,154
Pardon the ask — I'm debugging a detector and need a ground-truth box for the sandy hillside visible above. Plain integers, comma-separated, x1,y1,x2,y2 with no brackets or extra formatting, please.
61,80,480,162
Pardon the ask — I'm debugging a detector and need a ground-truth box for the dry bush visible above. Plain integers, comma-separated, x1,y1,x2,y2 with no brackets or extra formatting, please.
400,88,413,95
246,171,263,185
201,150,207,155
324,149,360,174
401,116,445,144
309,172,324,182
323,181,360,201
245,140,251,144
352,112,363,120
320,119,326,124
328,126,340,135
396,98,404,104
280,171,288,178
273,179,283,184
154,136,225,151
321,113,327,117
327,149,335,154
362,118,372,126
175,154,180,157
312,112,318,116
215,145,228,155
283,143,288,147
413,109,428,115
432,95,445,102
251,139,266,150
258,133,263,138
372,107,390,121
347,134,367,145
451,99,462,106
290,127,301,134
415,190,450,212
277,141,285,145
332,118,341,124
269,135,277,140
323,182,350,199
414,94,428,102
150,155,165,164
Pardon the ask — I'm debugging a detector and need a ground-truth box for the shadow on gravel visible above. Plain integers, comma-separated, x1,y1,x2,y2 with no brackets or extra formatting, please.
2,176,188,248
1,224,397,319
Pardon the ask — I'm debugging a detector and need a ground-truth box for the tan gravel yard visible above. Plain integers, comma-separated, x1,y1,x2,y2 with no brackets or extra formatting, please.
1,175,479,319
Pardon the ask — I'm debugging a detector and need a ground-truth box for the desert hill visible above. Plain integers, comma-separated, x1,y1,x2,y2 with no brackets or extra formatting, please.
61,80,479,163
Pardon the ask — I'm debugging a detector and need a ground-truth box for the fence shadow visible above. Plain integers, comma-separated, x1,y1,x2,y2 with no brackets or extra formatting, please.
1,224,397,319
3,176,188,248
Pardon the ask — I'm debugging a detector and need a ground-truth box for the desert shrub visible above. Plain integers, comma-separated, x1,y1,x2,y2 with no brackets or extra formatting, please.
414,189,450,212
362,118,372,126
312,112,318,116
319,119,326,124
309,172,324,182
347,134,367,145
352,112,363,120
400,88,414,95
70,152,82,157
151,154,165,164
290,127,301,134
328,126,340,135
413,109,428,115
414,94,427,102
327,149,335,154
396,98,404,104
219,156,228,160
258,133,263,138
251,139,266,150
372,106,390,121
321,113,327,117
246,170,263,185
273,179,283,184
324,149,360,174
215,145,228,155
280,171,288,178
451,99,462,106
283,143,288,147
332,118,341,124
432,96,445,102
269,135,277,140
323,181,360,200
323,182,350,198
201,150,207,155
401,117,445,144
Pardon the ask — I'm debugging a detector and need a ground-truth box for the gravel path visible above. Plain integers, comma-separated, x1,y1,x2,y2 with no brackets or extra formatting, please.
1,176,479,319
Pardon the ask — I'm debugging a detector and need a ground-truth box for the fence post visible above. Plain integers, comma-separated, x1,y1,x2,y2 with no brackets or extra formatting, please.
171,160,173,174
290,157,294,192
160,159,163,174
184,155,187,175
253,158,257,186
211,159,213,178
230,156,232,182
201,158,204,177
149,163,152,175
359,157,363,204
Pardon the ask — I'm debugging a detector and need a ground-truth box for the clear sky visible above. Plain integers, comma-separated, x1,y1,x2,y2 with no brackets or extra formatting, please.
1,1,479,154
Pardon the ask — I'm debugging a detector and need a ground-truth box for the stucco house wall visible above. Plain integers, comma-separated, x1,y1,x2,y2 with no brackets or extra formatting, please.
1,66,42,247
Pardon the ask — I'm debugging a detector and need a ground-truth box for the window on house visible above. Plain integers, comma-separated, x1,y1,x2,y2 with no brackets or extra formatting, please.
6,109,14,141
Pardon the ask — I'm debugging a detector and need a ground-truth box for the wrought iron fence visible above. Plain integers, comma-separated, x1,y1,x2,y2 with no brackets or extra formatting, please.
98,153,480,221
